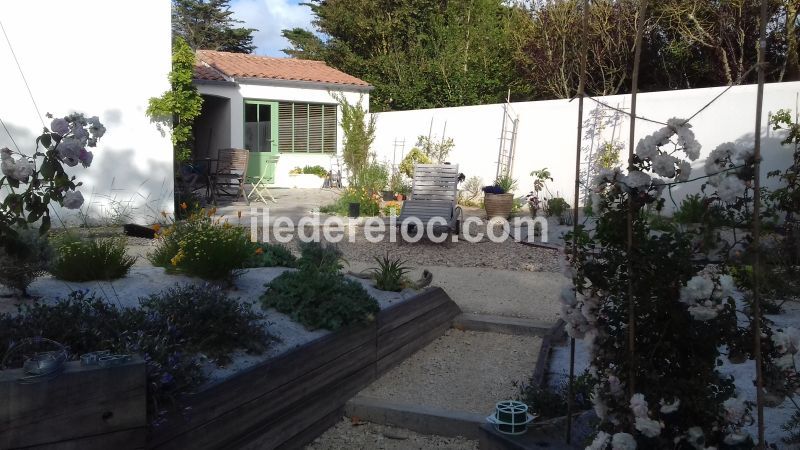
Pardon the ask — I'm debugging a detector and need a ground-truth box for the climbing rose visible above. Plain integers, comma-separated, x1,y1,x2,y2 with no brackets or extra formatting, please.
62,190,84,209
611,432,637,450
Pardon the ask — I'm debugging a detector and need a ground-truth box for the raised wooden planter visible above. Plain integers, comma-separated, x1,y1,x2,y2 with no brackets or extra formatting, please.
0,356,146,449
148,287,461,450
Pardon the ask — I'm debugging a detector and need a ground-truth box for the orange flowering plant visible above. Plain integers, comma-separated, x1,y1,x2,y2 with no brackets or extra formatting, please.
148,208,251,282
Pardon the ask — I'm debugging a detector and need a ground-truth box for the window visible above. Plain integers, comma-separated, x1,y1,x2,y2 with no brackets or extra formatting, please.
244,102,275,152
278,102,337,153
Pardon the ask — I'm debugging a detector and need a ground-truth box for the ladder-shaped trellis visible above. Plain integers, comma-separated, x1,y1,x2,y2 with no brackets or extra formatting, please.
495,92,519,179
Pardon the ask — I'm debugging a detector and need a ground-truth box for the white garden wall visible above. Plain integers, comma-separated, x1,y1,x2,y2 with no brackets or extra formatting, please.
0,0,173,225
371,82,800,212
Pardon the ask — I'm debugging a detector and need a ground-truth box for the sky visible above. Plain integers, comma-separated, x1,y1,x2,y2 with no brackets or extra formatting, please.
230,0,316,57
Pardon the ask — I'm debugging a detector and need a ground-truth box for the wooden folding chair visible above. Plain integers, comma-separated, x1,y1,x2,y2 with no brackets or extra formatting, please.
210,148,249,205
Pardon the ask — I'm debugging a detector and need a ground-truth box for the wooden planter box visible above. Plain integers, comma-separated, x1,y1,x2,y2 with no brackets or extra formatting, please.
1,357,146,449
485,193,514,219
148,287,461,450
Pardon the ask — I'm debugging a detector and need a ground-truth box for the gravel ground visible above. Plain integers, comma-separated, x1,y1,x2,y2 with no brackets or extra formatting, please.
347,262,567,321
360,329,541,414
335,238,561,272
305,418,478,450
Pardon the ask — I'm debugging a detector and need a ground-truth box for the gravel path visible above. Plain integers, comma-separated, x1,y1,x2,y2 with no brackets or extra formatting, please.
360,329,541,414
305,418,478,450
336,238,561,273
347,262,567,322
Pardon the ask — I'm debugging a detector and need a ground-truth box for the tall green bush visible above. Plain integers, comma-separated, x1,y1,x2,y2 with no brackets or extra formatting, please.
335,93,375,184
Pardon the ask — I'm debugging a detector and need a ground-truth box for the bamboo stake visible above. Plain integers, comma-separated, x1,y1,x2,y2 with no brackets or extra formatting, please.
566,0,590,443
752,0,769,447
626,0,648,402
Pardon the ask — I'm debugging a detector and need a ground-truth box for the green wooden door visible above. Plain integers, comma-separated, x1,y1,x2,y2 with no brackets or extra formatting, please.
243,100,279,182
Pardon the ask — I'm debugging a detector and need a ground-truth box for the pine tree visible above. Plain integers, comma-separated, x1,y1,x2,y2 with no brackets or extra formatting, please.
172,0,257,53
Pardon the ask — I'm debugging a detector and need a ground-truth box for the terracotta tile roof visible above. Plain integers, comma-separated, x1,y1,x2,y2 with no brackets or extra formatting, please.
194,50,370,87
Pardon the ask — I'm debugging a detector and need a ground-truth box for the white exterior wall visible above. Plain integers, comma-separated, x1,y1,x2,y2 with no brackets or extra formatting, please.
0,1,173,224
195,81,368,187
371,81,800,212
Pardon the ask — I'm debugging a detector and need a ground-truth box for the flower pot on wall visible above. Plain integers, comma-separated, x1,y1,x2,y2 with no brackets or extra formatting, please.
382,190,395,201
484,193,514,219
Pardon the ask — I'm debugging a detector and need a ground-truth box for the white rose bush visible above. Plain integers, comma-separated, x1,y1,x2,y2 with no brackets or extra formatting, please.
0,112,104,292
564,119,765,448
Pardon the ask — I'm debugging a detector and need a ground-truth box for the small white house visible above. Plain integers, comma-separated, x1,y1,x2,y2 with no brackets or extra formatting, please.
192,50,372,188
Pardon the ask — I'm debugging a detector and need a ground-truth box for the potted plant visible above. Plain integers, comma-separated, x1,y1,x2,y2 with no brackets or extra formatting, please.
483,175,517,218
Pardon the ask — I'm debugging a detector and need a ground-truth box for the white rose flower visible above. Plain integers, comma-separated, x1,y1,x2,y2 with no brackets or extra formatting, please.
685,426,706,449
12,158,34,181
611,432,637,450
723,431,749,445
634,417,663,438
772,328,800,355
715,176,746,203
704,143,737,178
636,135,660,160
63,190,84,209
57,136,83,167
652,154,678,178
587,431,611,450
593,387,608,420
622,170,652,189
659,398,680,414
680,275,715,302
676,160,692,182
50,117,69,135
717,275,735,298
722,394,747,424
629,393,649,418
688,305,718,321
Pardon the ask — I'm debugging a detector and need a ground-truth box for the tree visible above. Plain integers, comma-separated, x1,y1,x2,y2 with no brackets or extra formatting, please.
172,0,257,53
284,0,531,111
147,38,204,163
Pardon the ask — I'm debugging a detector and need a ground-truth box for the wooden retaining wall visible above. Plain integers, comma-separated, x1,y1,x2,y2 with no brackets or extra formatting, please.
149,286,461,450
0,357,146,449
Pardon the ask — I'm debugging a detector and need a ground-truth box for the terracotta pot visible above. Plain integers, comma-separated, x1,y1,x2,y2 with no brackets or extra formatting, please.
484,193,514,219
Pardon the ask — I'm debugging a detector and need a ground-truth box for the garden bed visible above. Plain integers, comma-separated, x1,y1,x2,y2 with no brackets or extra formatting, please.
1,269,461,449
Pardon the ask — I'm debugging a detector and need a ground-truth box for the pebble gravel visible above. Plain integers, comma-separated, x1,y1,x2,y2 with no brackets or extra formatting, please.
305,418,478,450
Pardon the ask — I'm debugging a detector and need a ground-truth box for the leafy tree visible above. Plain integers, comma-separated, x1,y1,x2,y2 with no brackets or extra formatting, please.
284,0,531,111
172,0,257,53
147,38,204,163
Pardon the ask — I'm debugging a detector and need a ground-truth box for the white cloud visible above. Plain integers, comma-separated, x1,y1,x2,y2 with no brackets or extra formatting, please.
231,0,315,57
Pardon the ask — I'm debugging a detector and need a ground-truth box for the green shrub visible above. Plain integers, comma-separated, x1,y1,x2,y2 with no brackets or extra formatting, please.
261,242,379,330
320,188,381,216
296,241,344,274
138,285,269,364
673,193,707,224
50,235,136,281
546,197,570,218
290,165,328,178
246,242,297,268
353,161,389,193
399,148,432,178
370,254,411,292
0,227,53,294
149,211,251,282
0,287,270,424
494,174,518,194
515,372,594,419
